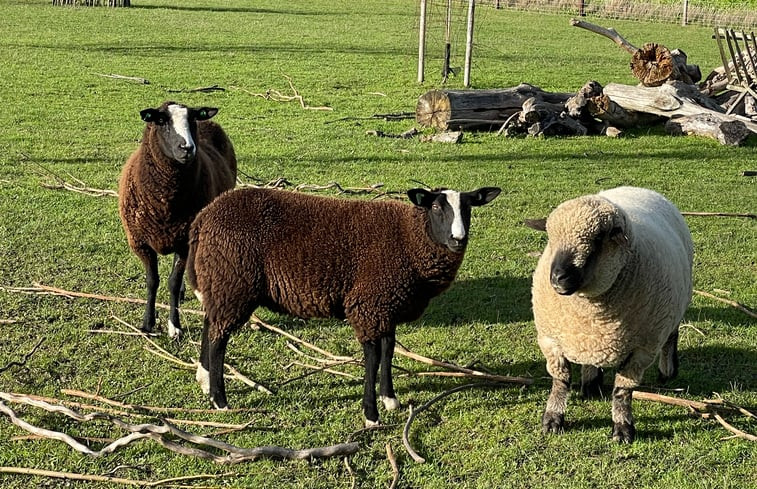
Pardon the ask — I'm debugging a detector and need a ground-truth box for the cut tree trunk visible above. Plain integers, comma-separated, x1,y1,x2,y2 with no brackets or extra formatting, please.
665,114,751,146
415,84,573,130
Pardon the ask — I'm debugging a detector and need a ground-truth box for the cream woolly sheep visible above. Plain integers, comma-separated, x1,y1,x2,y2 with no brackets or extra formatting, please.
119,101,237,339
186,186,500,426
527,186,693,443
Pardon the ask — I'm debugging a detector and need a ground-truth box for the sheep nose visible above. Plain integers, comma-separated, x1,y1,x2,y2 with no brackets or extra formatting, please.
179,141,196,155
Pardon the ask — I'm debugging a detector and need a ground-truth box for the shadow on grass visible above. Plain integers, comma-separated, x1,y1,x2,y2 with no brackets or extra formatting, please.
131,4,338,15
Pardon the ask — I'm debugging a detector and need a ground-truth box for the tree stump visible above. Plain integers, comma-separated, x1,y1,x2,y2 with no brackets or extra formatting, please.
665,114,750,146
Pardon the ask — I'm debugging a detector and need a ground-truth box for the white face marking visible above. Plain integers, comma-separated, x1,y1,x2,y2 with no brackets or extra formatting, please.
196,364,210,395
442,190,465,240
167,104,195,155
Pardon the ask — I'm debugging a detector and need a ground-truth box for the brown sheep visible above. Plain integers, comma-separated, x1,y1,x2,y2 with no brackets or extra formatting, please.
186,186,500,426
119,101,237,339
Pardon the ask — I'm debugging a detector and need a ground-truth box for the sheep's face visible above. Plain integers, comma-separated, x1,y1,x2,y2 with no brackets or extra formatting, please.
140,102,218,164
408,187,501,253
546,196,629,297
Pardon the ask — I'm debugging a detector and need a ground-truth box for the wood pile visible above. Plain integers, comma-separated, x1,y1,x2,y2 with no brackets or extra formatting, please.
415,20,757,146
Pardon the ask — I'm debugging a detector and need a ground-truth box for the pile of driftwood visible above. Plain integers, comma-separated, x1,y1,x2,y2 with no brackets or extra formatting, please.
415,20,757,146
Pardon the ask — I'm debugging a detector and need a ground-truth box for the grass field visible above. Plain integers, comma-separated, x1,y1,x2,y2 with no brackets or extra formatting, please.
0,0,755,487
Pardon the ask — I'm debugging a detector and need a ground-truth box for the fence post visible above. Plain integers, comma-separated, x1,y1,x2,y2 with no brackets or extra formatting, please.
418,0,427,83
682,0,688,26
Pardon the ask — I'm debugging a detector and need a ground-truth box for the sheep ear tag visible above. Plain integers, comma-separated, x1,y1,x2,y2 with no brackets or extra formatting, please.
407,189,435,208
140,108,160,123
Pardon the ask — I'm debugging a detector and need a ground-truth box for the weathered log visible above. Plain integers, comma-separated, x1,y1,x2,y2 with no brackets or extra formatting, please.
565,80,604,118
415,84,573,130
528,113,587,137
604,82,757,132
519,97,567,124
665,114,750,146
587,93,662,128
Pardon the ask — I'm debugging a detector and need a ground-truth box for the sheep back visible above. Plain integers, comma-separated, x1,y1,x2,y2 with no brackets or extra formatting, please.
187,188,464,343
532,186,693,368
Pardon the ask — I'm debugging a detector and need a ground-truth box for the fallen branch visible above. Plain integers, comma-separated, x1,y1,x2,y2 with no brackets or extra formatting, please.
166,84,225,93
94,73,150,85
694,289,757,319
230,75,332,111
0,467,231,488
251,315,354,361
682,211,756,219
35,164,118,197
570,18,638,55
403,382,500,463
0,392,359,463
0,337,45,374
386,442,400,489
394,343,533,386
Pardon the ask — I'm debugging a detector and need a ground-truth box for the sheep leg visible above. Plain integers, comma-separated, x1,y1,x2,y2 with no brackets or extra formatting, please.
580,365,604,399
167,253,186,339
543,354,571,434
207,328,231,410
172,253,187,300
195,317,211,396
136,246,159,333
657,328,679,383
612,352,652,443
362,340,381,427
378,334,400,411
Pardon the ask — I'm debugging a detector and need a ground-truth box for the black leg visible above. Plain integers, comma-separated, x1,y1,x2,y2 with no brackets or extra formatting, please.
581,365,604,399
140,248,159,333
362,340,380,426
172,253,186,300
379,334,399,411
208,329,231,410
167,253,186,339
611,386,636,443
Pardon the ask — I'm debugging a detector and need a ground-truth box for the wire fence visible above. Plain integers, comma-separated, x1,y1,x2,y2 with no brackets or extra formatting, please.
478,0,757,31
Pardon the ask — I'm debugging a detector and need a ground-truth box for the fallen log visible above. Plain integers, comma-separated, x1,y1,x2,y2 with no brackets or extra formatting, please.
415,84,573,131
603,82,757,136
665,114,751,146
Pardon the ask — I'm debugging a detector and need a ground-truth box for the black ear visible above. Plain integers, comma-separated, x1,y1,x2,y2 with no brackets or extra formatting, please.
524,218,547,232
140,108,162,123
467,187,501,206
407,188,438,208
194,107,218,121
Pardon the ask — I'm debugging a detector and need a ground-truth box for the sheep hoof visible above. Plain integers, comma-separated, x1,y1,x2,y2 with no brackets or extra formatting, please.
380,396,400,411
364,418,381,429
212,400,229,411
541,411,565,434
167,320,182,340
612,422,636,444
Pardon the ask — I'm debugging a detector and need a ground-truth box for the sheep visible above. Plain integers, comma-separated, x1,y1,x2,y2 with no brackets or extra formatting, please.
186,186,501,426
526,186,693,443
118,101,237,339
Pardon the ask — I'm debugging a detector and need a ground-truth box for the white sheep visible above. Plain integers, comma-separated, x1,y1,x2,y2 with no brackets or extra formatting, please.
186,186,501,426
119,101,237,339
527,186,693,443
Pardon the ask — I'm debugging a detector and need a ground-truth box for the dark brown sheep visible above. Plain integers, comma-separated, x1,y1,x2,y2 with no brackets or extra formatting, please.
119,101,237,339
186,186,500,426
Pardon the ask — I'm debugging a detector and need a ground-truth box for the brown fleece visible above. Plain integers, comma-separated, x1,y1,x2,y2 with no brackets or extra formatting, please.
187,188,465,343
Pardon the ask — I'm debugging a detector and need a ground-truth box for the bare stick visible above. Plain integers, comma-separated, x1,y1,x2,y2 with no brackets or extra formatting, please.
394,344,533,386
279,359,361,387
694,290,757,319
224,364,274,395
403,382,499,463
0,467,231,487
0,337,45,374
0,319,17,324
93,73,150,84
251,314,354,361
570,18,638,54
632,390,710,411
386,442,400,489
714,414,757,441
289,361,361,380
682,211,756,219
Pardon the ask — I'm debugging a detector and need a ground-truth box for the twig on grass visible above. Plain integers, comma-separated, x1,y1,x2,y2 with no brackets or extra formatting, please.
681,211,756,219
93,73,150,84
0,392,359,463
386,442,400,489
251,314,354,361
35,163,119,197
402,382,501,463
0,466,231,488
0,337,45,374
0,319,17,324
694,289,757,319
166,84,225,93
230,75,332,111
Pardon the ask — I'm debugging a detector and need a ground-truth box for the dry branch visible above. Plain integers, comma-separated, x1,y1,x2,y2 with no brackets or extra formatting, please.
166,84,225,93
94,73,150,84
386,442,400,489
231,75,332,111
694,289,757,319
0,337,45,374
570,18,638,55
403,382,500,463
0,392,359,463
682,211,756,219
394,343,533,386
0,467,231,488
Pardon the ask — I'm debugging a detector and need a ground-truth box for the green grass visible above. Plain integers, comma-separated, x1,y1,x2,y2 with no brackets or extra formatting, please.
0,0,755,488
